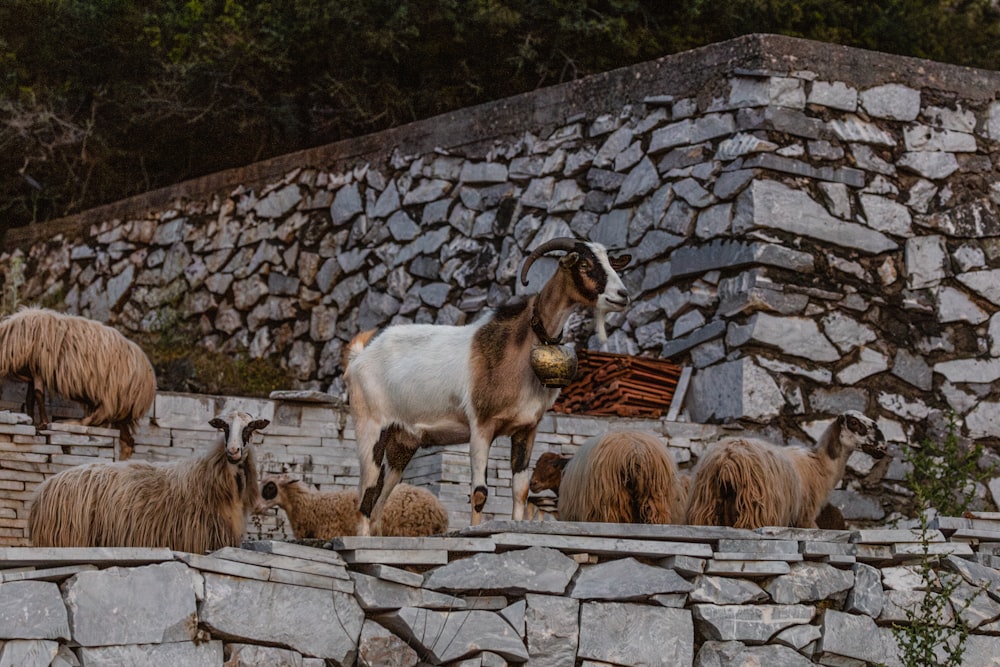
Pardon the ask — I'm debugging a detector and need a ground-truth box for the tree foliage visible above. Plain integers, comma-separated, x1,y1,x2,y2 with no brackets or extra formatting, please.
3,0,1000,232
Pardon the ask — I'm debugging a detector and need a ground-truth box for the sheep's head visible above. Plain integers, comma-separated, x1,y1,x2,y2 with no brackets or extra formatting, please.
529,452,571,493
520,237,631,342
209,411,270,464
837,411,887,459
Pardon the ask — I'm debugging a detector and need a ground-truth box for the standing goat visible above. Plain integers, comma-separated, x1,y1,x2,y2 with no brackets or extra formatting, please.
529,431,689,524
344,237,630,534
685,411,887,529
0,307,156,459
28,411,268,552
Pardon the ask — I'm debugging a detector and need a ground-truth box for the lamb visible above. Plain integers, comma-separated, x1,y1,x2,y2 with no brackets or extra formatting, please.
27,410,268,552
685,410,887,529
528,431,689,524
344,237,630,534
0,307,157,459
257,474,449,538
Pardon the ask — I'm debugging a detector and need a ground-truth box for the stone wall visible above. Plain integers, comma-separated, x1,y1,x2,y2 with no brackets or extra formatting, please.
3,34,1000,466
2,520,999,666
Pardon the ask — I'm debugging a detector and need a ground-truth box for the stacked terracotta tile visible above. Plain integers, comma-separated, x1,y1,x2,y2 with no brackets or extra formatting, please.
552,350,684,418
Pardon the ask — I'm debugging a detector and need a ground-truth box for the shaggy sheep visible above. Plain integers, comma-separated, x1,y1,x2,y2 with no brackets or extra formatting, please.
0,307,156,459
685,411,886,529
28,411,268,552
345,236,631,534
257,474,449,538
529,431,689,524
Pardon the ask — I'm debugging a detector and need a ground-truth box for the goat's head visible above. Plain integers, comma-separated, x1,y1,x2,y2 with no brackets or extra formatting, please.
529,451,571,493
520,237,631,341
209,411,270,464
836,411,887,459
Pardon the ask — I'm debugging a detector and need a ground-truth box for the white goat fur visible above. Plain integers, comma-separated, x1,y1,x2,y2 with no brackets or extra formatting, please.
685,411,886,529
257,475,449,538
28,411,268,552
346,238,630,534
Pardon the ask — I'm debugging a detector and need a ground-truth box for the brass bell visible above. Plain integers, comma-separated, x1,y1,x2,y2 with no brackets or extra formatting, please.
530,344,578,388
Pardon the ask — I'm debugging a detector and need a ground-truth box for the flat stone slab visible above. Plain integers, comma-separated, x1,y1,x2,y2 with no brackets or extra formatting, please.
76,641,223,666
0,547,175,567
578,601,693,666
705,560,792,577
423,547,577,595
268,390,340,404
0,564,97,583
350,571,467,611
491,532,713,559
379,607,528,663
570,557,693,600
211,546,350,580
0,580,70,640
241,539,347,566
330,536,496,552
692,603,815,642
458,520,758,543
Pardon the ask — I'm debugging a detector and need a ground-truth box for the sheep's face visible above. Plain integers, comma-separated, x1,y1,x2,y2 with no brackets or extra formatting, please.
210,411,270,464
839,411,887,459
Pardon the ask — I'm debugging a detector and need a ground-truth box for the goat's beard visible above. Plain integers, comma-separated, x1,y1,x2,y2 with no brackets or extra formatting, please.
594,304,610,343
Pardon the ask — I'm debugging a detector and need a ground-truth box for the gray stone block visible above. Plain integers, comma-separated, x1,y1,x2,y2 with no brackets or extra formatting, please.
578,601,693,666
76,642,223,667
378,607,528,663
356,619,418,667
692,603,814,643
0,639,59,667
423,546,577,595
525,594,578,667
694,640,813,667
570,557,692,600
764,562,854,604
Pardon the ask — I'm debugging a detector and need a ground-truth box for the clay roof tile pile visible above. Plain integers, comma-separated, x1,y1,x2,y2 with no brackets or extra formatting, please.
552,349,685,418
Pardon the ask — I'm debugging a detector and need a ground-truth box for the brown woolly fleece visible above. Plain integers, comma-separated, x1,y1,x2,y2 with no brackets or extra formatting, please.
557,430,687,525
258,476,449,539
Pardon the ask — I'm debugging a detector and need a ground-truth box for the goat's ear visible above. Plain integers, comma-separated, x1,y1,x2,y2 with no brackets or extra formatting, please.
209,417,226,430
609,254,631,271
261,481,278,500
249,419,270,432
558,251,580,270
552,455,571,471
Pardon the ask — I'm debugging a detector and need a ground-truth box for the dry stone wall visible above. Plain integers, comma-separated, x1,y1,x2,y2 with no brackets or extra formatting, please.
2,520,999,667
3,35,1000,461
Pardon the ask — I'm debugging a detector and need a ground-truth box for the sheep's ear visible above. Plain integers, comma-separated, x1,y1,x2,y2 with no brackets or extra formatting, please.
609,254,632,271
249,419,270,432
261,481,278,500
209,417,227,430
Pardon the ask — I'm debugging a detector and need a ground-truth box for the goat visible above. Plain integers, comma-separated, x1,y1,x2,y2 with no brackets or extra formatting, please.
528,432,689,524
685,411,887,529
257,474,448,538
27,411,268,552
0,307,156,459
344,237,630,534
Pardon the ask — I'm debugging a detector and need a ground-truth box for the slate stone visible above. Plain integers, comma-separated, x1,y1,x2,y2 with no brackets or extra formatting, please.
729,312,840,362
349,571,466,611
616,157,659,205
423,547,577,595
689,576,769,605
570,557,692,600
687,357,784,423
227,643,323,667
330,183,363,225
378,607,528,663
200,573,363,663
0,580,69,640
63,562,195,646
76,642,223,666
524,594,579,667
764,562,854,604
356,619,418,667
0,640,59,667
254,184,301,218
846,562,884,618
694,640,813,667
692,604,815,643
859,83,920,120
899,151,959,179
921,198,1000,238
816,608,891,665
957,269,1000,306
773,624,822,651
578,601,693,666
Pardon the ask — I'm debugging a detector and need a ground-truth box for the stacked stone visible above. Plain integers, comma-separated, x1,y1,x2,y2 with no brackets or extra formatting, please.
2,520,999,666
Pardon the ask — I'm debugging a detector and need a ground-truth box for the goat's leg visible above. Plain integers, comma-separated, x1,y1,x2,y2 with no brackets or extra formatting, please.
367,429,417,535
355,420,385,537
469,427,494,526
509,426,537,521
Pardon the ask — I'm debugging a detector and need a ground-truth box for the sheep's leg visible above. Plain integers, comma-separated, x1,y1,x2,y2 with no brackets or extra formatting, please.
469,427,494,526
509,427,537,521
30,375,48,426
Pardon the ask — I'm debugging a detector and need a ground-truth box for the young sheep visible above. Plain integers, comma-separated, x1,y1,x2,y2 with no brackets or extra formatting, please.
257,474,449,538
528,431,688,524
345,237,630,534
0,307,157,459
28,411,268,552
685,411,887,529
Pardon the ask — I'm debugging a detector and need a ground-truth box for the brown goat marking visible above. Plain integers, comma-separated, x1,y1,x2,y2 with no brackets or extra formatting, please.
510,429,533,473
359,466,387,517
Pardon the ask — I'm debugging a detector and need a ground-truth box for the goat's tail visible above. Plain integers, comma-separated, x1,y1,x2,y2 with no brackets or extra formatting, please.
342,328,379,370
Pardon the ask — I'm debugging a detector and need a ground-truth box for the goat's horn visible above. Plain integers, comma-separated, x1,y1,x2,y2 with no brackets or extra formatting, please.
520,237,579,286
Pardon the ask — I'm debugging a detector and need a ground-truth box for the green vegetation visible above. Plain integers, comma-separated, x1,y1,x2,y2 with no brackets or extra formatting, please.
137,309,292,398
3,0,1000,232
894,415,991,667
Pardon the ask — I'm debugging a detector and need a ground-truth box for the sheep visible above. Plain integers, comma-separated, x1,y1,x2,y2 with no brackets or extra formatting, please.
344,237,630,534
685,410,887,529
528,431,689,524
257,474,449,538
27,410,268,552
0,307,156,459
